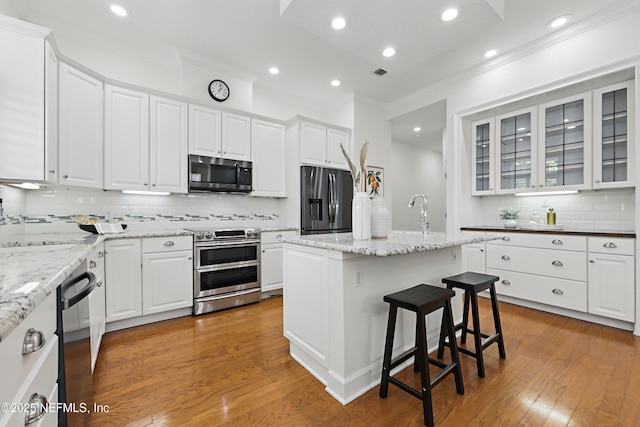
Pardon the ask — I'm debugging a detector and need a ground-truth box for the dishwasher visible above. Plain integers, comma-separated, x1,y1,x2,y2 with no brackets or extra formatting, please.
57,269,96,427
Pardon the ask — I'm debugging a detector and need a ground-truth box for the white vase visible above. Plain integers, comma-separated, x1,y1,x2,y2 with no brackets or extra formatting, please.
352,192,371,240
503,219,517,228
370,197,390,239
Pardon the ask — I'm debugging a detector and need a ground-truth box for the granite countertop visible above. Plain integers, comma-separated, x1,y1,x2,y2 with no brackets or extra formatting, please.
461,226,636,238
283,231,500,257
0,229,193,343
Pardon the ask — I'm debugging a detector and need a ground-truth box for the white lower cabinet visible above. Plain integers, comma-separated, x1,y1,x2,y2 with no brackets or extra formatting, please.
587,237,635,322
485,233,635,327
88,243,106,372
260,230,297,293
105,236,193,325
462,243,486,274
0,292,58,427
142,238,193,314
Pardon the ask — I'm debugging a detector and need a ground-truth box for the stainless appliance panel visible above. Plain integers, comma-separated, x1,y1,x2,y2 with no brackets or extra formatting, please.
195,241,259,269
194,263,260,299
189,155,252,193
193,288,261,315
301,166,353,235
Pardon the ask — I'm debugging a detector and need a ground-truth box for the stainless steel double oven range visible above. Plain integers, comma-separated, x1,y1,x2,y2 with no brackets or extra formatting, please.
187,228,261,315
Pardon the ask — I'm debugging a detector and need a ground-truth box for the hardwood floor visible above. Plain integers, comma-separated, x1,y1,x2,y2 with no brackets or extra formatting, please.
89,296,640,426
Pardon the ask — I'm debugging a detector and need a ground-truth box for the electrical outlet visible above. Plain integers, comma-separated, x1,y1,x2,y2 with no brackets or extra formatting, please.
451,250,457,264
355,270,363,287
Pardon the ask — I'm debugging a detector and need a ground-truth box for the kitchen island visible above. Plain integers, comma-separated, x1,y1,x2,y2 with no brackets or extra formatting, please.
282,231,498,404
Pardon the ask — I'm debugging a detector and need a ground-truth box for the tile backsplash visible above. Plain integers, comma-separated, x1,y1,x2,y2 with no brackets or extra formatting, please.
471,188,635,231
0,185,290,235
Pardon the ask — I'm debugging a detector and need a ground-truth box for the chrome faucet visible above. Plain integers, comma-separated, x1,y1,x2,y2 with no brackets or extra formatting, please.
407,193,429,236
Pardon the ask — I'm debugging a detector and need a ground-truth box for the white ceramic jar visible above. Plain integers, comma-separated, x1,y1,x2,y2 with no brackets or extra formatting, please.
370,197,390,239
352,192,371,240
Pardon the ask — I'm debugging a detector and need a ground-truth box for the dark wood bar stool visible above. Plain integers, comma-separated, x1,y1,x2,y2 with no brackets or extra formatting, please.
380,284,464,427
437,272,506,378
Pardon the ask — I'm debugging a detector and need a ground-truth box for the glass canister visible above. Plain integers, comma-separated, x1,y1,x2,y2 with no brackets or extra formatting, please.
370,197,390,239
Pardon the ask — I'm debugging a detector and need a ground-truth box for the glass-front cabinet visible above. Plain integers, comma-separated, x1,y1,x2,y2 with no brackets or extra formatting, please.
495,107,537,194
538,93,592,192
593,80,635,189
471,119,494,195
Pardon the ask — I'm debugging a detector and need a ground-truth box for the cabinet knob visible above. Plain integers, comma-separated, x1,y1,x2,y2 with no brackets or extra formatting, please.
63,174,69,179
552,239,563,245
97,280,103,287
99,251,105,258
262,249,265,253
276,234,283,241
49,169,55,174
144,183,148,186
595,179,601,184
501,280,511,286
89,260,97,269
552,260,564,267
152,183,156,187
589,260,595,263
22,328,46,355
501,255,510,261
552,288,564,295
25,393,48,425
603,242,617,249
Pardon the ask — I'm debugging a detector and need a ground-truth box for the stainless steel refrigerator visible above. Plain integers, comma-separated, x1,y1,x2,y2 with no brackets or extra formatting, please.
301,166,353,235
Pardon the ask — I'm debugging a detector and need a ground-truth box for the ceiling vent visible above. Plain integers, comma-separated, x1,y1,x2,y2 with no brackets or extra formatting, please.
373,68,388,76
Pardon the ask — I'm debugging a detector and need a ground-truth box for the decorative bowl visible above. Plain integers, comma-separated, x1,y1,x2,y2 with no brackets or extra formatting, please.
78,224,127,234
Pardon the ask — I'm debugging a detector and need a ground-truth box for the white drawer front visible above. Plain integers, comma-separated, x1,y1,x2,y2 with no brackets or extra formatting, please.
142,235,192,253
261,230,297,245
490,233,586,251
588,237,635,256
0,293,56,406
486,245,586,281
487,268,587,312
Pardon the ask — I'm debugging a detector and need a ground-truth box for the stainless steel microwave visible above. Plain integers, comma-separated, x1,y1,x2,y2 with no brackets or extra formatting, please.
188,155,252,193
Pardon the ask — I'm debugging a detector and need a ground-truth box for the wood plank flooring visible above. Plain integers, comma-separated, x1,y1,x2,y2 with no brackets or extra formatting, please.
89,296,640,426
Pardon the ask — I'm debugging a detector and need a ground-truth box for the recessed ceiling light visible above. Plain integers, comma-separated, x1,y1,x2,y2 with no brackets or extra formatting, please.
547,14,572,29
331,79,341,87
110,4,128,17
484,49,498,58
332,17,346,30
382,47,396,58
269,67,279,75
414,134,421,138
413,127,421,132
441,8,459,22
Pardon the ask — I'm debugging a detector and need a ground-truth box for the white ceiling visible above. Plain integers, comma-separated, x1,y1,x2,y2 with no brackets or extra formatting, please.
9,0,637,150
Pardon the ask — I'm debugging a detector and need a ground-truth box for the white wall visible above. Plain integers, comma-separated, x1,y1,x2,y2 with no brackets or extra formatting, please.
391,141,446,232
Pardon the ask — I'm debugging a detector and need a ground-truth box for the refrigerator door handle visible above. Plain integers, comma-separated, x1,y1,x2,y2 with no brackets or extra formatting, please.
328,173,336,224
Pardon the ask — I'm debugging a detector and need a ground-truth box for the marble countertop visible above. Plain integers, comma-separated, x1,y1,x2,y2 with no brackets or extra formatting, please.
283,231,499,257
461,226,636,238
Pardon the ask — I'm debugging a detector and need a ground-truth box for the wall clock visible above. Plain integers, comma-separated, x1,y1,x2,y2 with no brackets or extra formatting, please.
208,79,230,102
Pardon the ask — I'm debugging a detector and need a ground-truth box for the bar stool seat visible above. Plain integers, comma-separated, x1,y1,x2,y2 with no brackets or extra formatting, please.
437,272,506,378
380,284,464,427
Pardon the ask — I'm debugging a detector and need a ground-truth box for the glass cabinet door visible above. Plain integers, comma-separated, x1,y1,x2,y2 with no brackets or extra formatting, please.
593,80,635,188
471,119,494,195
539,93,591,191
496,108,536,194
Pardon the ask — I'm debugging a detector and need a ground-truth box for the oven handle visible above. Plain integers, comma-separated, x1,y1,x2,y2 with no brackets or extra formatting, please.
196,261,259,273
195,240,260,248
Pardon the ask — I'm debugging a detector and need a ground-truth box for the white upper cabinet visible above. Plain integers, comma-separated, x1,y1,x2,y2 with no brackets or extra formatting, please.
471,119,495,195
0,17,48,182
44,41,58,184
299,119,351,170
150,96,188,193
59,62,104,188
105,85,188,193
593,80,635,189
221,111,252,161
326,127,350,170
251,118,286,197
495,107,537,194
188,104,222,157
537,92,592,192
104,85,150,190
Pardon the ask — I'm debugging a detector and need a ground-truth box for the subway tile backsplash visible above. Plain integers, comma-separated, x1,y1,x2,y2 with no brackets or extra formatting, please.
472,188,635,231
0,185,288,235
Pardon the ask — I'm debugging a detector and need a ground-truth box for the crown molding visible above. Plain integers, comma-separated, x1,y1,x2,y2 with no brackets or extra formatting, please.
177,48,257,83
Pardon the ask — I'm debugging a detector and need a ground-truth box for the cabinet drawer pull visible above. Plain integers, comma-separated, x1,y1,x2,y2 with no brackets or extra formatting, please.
89,260,97,269
552,239,563,245
22,328,46,355
164,241,175,247
501,255,510,261
552,288,564,296
276,234,283,241
501,280,511,286
501,236,510,241
25,393,48,425
552,260,563,267
97,280,103,287
589,259,595,263
603,242,617,249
